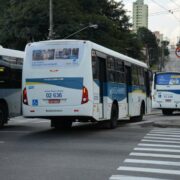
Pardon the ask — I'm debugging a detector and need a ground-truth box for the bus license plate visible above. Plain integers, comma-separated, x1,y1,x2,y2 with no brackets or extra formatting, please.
48,99,60,104
165,99,171,102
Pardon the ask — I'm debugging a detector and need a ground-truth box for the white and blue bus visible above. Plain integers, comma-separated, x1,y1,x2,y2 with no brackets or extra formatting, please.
0,46,24,128
22,40,151,129
152,71,180,115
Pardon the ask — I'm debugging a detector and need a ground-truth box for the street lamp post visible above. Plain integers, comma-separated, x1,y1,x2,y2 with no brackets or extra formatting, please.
48,0,54,40
63,24,98,39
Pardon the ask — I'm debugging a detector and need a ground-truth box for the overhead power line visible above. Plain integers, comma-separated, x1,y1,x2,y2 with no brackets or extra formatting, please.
150,8,180,16
169,0,180,8
150,0,180,22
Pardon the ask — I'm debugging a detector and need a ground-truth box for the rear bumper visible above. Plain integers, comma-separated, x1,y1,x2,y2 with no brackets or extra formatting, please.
23,103,93,118
152,101,180,109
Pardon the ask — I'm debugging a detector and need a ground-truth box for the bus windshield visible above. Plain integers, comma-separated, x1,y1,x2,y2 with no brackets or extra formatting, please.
156,73,180,85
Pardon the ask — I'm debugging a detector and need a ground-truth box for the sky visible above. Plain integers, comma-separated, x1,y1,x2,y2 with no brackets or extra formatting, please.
121,0,180,45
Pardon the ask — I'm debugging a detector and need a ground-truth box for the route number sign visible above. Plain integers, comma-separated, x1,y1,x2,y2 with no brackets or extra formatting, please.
175,47,180,58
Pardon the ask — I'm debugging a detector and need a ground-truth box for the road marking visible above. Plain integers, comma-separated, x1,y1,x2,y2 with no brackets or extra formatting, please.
141,139,180,144
138,143,180,148
130,152,180,158
109,175,167,180
150,129,180,133
109,128,180,180
0,131,31,133
134,147,180,153
151,131,180,135
117,166,180,175
147,133,180,138
125,158,180,166
144,136,180,141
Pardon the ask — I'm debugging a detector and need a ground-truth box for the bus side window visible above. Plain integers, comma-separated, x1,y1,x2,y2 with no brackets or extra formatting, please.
92,54,98,80
132,65,139,85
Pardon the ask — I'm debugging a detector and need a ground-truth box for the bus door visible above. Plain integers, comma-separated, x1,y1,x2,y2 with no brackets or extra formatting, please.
125,64,131,116
96,53,107,119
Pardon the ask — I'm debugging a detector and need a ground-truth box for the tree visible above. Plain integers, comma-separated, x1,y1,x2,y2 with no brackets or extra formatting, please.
0,0,142,61
137,27,159,67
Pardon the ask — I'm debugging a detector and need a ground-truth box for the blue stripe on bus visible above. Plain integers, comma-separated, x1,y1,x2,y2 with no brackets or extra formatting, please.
26,77,83,90
157,89,180,94
94,80,126,101
106,82,126,101
94,80,146,101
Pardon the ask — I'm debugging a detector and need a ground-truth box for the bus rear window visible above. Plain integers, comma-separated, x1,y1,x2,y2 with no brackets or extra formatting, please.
32,48,80,67
156,73,180,85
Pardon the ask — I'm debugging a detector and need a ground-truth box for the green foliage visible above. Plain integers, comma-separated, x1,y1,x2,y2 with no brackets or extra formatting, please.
0,0,146,64
137,27,159,67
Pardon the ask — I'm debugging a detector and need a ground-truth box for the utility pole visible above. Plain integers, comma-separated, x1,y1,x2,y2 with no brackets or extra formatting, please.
160,45,164,71
48,0,53,39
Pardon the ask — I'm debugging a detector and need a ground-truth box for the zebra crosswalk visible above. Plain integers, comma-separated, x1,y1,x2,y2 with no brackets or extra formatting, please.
109,128,180,180
9,116,49,125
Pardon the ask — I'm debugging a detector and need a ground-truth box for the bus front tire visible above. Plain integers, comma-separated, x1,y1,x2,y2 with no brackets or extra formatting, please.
0,104,7,129
51,119,73,129
162,109,173,115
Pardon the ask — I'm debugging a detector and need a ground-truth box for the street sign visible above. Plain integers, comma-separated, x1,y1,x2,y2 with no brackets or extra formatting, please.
175,47,180,58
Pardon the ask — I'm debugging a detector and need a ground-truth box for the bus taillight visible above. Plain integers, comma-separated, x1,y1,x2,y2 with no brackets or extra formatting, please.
81,86,89,104
23,87,28,105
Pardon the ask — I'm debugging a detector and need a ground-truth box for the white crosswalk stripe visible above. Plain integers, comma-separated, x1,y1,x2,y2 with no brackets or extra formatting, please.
117,166,180,175
109,128,180,180
147,133,180,138
141,139,180,144
125,159,180,166
134,147,180,153
138,143,180,148
144,136,180,141
130,152,180,158
109,175,168,180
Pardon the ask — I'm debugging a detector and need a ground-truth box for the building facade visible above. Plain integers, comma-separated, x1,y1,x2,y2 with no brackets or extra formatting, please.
133,0,148,32
154,31,164,47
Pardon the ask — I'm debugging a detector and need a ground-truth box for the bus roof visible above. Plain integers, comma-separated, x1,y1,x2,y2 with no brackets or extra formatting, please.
0,47,24,58
27,39,148,68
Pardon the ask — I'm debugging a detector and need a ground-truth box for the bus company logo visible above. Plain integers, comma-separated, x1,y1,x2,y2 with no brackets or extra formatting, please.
175,47,180,58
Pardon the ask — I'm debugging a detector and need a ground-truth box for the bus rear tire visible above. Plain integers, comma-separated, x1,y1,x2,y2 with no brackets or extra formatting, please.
107,103,118,129
162,109,173,115
130,103,144,121
51,119,73,129
0,104,7,129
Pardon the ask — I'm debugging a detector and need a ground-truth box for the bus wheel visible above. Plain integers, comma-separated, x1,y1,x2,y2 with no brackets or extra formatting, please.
51,119,73,129
162,109,173,115
130,103,144,121
138,103,145,121
0,104,6,128
108,103,118,129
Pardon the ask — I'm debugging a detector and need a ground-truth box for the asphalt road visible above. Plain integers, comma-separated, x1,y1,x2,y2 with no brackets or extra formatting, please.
1,114,180,180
